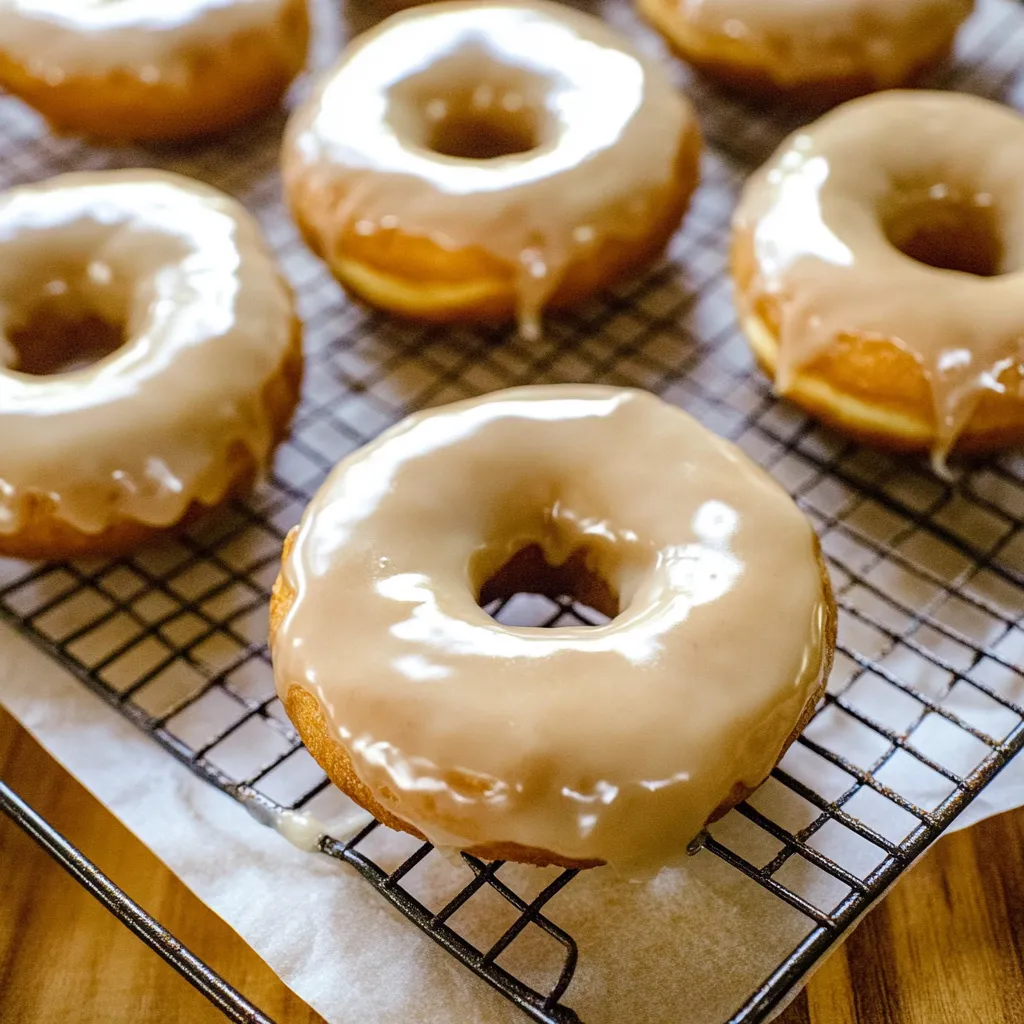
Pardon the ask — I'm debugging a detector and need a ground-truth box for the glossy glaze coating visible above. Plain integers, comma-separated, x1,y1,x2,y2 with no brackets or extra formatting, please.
283,0,690,337
272,385,833,874
0,0,293,82
734,91,1024,466
0,170,294,537
673,0,972,87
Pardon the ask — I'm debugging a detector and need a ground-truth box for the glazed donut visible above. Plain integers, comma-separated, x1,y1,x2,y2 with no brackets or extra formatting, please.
638,0,974,105
0,170,301,559
282,0,701,338
732,91,1024,472
0,0,309,141
270,386,836,873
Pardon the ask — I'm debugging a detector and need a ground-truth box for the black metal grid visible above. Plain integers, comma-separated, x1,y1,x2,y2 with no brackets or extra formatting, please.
0,780,274,1024
2,1,1024,1021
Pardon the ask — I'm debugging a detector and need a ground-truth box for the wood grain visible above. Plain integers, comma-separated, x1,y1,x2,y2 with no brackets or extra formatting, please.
1,707,1022,1023
0,708,323,1024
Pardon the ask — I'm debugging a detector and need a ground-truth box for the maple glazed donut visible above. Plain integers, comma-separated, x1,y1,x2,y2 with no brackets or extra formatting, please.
637,0,974,104
0,170,301,560
270,386,836,873
732,91,1024,472
282,0,701,337
0,0,309,141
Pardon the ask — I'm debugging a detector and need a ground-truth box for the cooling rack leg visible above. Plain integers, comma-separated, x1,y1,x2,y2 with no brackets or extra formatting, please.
0,778,275,1024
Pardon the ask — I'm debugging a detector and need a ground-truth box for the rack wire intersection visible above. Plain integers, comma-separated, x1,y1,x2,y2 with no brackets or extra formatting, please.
2,2,1023,1022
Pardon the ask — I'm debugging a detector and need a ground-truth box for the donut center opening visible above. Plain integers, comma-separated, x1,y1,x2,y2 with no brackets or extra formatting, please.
883,189,1004,277
476,544,616,627
426,94,540,159
3,293,127,376
389,51,551,161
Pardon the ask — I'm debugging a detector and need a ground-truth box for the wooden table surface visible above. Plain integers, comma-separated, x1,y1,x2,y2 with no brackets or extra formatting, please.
2,706,1022,1024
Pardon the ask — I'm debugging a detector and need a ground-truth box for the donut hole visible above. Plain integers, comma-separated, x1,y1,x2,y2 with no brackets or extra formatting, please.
389,52,551,161
4,298,127,376
477,544,617,626
426,95,541,160
883,189,1004,277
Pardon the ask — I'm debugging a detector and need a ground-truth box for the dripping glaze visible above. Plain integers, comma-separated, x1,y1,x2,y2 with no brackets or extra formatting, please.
734,90,1024,469
272,386,834,875
0,170,294,536
282,0,689,337
240,790,374,853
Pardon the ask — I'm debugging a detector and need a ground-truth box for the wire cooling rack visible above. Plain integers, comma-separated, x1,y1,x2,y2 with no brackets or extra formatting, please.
2,1,1024,1022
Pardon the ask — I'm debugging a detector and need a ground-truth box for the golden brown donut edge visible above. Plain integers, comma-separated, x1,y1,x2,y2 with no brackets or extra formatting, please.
0,0,309,142
635,0,962,107
0,313,304,561
730,230,1024,457
282,121,703,327
269,526,837,870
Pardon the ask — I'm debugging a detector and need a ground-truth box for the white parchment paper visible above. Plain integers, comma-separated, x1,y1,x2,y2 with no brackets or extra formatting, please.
3,619,1022,1024
2,2,1024,1021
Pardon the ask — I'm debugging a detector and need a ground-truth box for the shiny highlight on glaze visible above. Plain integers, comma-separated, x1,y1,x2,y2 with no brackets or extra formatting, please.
0,0,295,84
668,0,973,88
282,0,689,337
0,170,295,537
272,385,833,874
734,90,1024,468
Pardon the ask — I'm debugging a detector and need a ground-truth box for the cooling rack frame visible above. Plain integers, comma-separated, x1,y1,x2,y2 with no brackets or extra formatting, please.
2,2,1024,1022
